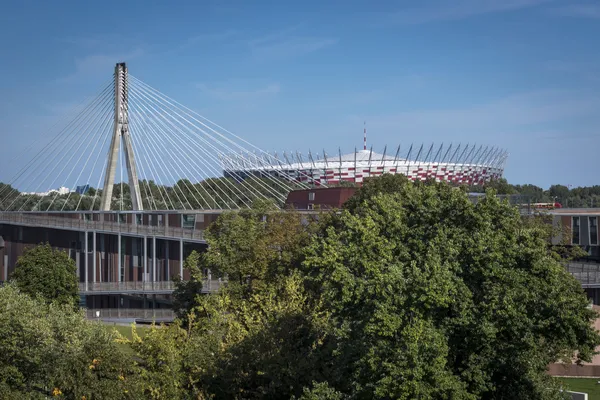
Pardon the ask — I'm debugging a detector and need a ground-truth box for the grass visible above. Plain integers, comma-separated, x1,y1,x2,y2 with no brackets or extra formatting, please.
101,323,152,354
557,378,600,400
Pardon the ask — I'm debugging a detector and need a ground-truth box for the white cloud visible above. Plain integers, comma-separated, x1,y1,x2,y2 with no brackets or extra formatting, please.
56,48,145,83
196,82,281,101
381,0,556,24
176,30,238,52
549,4,600,18
248,25,338,61
351,89,600,141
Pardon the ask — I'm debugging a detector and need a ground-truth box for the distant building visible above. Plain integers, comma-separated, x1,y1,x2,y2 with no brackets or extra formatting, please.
224,145,507,186
285,187,357,210
75,184,90,195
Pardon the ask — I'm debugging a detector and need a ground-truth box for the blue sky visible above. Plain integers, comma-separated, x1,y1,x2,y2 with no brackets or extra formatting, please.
0,0,599,188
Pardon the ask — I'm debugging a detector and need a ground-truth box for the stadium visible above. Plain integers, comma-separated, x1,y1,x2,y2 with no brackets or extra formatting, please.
222,142,508,186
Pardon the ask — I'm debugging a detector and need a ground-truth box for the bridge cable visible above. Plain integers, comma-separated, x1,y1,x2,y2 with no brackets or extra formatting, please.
10,84,114,211
130,75,315,189
128,95,230,209
0,81,114,209
129,80,293,204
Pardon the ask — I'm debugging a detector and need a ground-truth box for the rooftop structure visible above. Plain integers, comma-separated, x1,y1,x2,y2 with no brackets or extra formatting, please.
224,144,508,186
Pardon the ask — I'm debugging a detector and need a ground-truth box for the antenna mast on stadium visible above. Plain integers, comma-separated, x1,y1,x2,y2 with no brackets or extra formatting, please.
363,121,367,151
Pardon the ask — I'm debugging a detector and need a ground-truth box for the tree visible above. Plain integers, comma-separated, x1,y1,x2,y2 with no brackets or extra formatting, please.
11,243,79,308
192,273,331,399
0,283,141,398
301,175,600,399
205,207,313,287
172,250,206,324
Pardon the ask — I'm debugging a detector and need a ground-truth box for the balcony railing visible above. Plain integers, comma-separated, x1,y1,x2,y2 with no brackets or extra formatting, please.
567,262,600,287
79,279,226,293
85,308,175,320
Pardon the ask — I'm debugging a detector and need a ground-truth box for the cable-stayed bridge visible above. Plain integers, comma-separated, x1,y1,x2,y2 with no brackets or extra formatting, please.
0,63,313,213
0,62,319,311
0,62,507,313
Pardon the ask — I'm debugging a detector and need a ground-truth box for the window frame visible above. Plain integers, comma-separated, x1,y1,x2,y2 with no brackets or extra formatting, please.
589,216,598,246
572,216,581,245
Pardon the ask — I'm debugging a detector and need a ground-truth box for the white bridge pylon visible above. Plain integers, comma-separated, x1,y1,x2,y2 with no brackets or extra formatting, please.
100,63,142,211
0,62,314,212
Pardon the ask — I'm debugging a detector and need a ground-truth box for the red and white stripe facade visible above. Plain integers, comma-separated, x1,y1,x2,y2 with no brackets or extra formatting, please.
223,144,508,186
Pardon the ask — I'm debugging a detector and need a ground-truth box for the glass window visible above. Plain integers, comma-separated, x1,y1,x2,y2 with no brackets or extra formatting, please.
182,214,196,229
307,204,314,210
136,214,142,225
118,213,126,223
572,216,580,245
308,192,315,201
590,217,598,245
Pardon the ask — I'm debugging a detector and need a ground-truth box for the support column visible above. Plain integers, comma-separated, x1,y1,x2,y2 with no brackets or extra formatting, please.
84,231,88,292
118,233,122,282
152,236,156,282
180,239,184,279
165,240,170,280
100,62,143,211
92,231,96,283
143,236,148,282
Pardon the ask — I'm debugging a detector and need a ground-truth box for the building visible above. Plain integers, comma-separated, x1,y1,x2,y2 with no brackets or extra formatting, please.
0,210,225,315
285,187,357,210
75,184,90,195
223,144,508,186
550,208,600,260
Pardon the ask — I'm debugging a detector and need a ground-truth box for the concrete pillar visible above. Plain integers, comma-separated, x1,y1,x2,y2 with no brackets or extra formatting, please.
100,63,143,211
3,254,8,282
84,231,88,292
92,231,96,283
152,236,156,282
165,240,170,280
143,236,147,282
118,233,122,282
180,239,184,279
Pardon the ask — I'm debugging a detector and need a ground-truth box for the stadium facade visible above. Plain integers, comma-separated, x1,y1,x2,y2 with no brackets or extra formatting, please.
223,143,508,186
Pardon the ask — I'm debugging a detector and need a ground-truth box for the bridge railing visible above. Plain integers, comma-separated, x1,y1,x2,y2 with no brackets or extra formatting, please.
79,279,226,293
0,212,204,241
85,308,176,320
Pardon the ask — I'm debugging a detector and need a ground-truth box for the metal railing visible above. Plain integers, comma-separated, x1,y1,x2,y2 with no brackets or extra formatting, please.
0,212,205,241
567,262,600,287
79,279,226,293
85,308,175,320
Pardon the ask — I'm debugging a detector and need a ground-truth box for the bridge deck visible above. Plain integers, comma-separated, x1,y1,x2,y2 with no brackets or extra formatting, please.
0,211,207,242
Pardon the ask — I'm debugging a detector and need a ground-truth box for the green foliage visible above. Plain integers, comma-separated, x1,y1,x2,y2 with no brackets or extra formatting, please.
295,382,345,400
193,273,331,399
2,174,599,399
11,243,79,308
172,250,205,324
205,208,313,285
0,283,141,399
1,175,300,211
303,174,600,399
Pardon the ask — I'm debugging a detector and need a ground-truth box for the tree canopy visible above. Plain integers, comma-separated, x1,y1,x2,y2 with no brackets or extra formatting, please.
159,174,600,399
0,284,139,398
304,175,599,399
1,174,598,399
11,243,79,308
